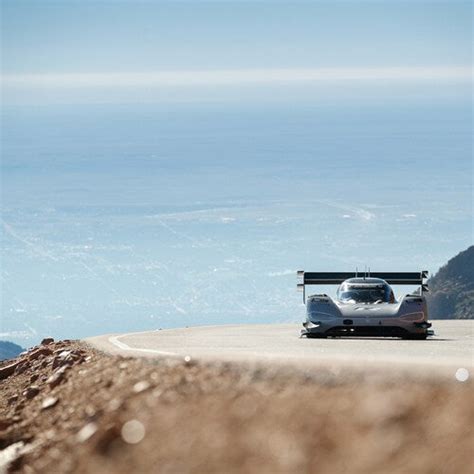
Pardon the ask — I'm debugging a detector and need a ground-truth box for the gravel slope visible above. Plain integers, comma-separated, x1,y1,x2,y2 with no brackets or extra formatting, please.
0,339,473,474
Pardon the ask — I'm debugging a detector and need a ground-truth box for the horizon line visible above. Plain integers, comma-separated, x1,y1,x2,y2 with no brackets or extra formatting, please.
2,66,471,88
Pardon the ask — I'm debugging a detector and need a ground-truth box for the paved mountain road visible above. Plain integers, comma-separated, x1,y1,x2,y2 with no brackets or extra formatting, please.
86,321,473,379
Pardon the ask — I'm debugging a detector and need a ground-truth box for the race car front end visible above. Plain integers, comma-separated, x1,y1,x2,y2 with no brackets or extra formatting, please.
298,272,432,339
302,309,432,339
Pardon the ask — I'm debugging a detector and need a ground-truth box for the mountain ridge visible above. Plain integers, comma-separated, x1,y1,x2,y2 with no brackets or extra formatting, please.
427,245,474,319
0,340,25,361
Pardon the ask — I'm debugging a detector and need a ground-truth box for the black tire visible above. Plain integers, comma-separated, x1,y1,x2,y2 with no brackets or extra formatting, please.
306,333,327,339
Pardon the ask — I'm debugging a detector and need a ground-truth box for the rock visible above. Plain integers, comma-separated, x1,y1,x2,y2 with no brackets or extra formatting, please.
28,347,53,362
41,337,54,345
85,405,97,418
51,357,62,370
8,395,19,405
41,396,59,410
106,398,123,412
133,381,151,393
70,350,86,363
53,348,70,355
76,422,120,453
47,366,68,389
51,350,84,369
0,440,38,472
14,362,29,375
23,386,40,400
30,374,39,383
0,361,20,380
0,441,25,471
52,350,71,367
76,422,98,443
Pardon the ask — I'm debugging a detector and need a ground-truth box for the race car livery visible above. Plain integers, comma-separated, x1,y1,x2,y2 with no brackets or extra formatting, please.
298,271,432,339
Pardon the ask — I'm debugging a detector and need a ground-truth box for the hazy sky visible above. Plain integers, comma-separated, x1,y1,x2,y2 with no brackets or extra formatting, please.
1,0,472,103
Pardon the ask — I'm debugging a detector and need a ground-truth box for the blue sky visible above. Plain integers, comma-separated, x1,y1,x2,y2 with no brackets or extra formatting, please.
2,1,471,72
1,1,471,104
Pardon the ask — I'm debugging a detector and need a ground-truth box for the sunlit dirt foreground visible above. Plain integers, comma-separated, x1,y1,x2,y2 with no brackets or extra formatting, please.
0,340,473,474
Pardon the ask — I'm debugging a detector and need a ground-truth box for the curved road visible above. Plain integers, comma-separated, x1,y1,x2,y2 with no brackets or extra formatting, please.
86,321,473,379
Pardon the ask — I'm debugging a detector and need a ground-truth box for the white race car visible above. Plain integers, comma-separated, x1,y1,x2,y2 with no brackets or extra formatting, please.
298,271,432,339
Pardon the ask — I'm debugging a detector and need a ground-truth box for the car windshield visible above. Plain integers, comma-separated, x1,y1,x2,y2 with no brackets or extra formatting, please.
339,288,388,303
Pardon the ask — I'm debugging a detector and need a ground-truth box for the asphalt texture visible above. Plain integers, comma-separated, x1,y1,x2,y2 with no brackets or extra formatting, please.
86,321,473,380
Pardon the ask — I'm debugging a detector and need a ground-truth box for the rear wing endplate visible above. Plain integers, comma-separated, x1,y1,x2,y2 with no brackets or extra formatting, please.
297,271,428,303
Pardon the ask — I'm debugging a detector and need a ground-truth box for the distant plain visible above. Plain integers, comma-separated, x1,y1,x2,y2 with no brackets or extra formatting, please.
1,101,472,345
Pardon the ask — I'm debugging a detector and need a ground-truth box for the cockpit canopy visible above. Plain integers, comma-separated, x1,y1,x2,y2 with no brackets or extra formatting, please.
336,278,395,304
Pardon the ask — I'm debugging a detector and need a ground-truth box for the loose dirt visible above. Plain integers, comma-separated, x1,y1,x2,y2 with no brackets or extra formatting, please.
0,339,472,474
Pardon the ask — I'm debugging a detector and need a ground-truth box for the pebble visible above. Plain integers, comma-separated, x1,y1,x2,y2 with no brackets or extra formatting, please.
41,396,59,410
133,381,151,393
47,367,68,389
107,398,123,412
23,386,40,400
8,395,19,405
14,363,29,375
0,361,20,380
28,347,53,362
76,422,99,443
85,405,97,418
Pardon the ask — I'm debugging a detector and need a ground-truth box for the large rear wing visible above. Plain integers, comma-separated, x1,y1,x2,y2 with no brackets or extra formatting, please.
297,271,429,303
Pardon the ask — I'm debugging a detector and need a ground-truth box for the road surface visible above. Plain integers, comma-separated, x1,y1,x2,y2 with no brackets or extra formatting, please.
86,320,473,379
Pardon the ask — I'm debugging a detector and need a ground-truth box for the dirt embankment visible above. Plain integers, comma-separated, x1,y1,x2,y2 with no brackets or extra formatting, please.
0,339,473,474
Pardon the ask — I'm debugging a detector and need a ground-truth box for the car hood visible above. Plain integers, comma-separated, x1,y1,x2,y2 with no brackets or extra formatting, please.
335,302,400,317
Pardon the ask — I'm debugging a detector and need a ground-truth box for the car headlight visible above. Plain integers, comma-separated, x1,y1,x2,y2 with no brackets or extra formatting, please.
400,312,424,322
